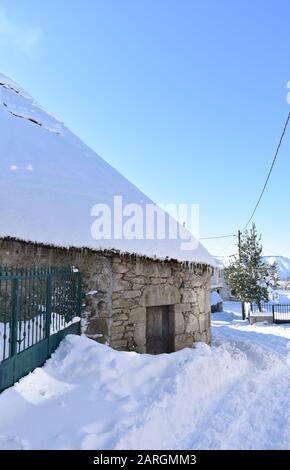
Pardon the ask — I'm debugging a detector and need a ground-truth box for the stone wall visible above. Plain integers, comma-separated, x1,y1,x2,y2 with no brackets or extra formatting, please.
111,256,211,352
0,238,212,353
0,238,113,345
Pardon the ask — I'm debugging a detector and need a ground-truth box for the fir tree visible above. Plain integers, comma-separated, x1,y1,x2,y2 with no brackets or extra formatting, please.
224,224,279,311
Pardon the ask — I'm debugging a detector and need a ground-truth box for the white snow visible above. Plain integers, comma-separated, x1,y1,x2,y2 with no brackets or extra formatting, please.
210,291,222,306
1,301,290,449
278,291,290,303
86,290,98,296
253,290,290,307
263,256,290,281
0,73,213,266
0,314,80,360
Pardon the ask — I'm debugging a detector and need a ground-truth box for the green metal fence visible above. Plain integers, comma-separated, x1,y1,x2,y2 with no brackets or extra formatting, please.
0,266,82,393
251,301,290,323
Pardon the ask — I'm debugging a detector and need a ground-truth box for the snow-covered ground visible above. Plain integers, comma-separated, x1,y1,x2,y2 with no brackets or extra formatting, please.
1,301,290,450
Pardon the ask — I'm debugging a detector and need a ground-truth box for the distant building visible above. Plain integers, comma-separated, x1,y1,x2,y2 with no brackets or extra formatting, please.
210,291,223,313
211,257,233,301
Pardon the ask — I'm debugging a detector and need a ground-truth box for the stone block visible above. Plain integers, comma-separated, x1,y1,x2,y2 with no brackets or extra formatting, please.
112,313,128,321
111,332,124,341
134,323,146,346
112,298,135,309
136,260,172,278
182,289,197,304
193,332,202,342
86,318,108,336
112,263,130,274
185,314,199,333
110,339,128,350
175,312,185,334
198,291,206,311
113,279,131,292
111,325,125,335
174,333,194,351
122,290,142,299
198,315,207,332
175,303,193,313
140,284,180,307
129,307,146,324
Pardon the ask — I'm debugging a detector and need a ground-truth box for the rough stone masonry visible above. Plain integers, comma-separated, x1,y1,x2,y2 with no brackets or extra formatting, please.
0,238,212,353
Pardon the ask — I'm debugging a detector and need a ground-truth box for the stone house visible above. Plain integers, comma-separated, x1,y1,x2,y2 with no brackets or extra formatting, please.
211,257,232,300
0,237,212,354
0,73,214,354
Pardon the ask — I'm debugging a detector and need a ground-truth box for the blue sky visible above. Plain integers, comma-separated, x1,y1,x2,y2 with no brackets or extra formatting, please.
1,0,290,257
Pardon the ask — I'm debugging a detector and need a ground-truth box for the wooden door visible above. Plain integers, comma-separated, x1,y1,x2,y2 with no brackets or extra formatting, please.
146,305,174,354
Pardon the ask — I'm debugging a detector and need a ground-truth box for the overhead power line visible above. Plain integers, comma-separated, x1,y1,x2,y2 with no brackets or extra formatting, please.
199,234,236,240
242,112,290,231
263,246,286,257
216,237,238,257
199,112,290,255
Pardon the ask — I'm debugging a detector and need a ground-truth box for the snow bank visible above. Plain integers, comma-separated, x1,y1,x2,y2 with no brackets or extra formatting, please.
2,302,290,449
0,334,248,450
0,73,213,266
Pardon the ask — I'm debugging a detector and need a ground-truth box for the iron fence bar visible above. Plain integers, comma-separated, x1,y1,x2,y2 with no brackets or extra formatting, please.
10,278,19,357
1,266,81,364
45,274,52,352
77,272,82,318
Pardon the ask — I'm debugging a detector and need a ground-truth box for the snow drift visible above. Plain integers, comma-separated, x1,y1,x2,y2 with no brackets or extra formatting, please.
2,302,290,449
0,73,213,265
0,334,248,450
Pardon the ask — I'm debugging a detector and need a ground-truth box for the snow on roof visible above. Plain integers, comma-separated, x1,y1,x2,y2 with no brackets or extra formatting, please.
0,73,214,266
210,291,222,306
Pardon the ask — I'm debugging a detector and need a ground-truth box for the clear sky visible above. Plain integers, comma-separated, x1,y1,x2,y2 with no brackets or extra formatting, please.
1,0,290,257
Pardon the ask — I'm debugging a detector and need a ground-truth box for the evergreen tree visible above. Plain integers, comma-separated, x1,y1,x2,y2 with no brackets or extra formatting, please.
224,224,279,310
266,261,280,293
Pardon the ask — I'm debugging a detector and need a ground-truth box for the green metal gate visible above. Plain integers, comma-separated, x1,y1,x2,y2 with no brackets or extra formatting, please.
251,301,290,323
0,266,82,393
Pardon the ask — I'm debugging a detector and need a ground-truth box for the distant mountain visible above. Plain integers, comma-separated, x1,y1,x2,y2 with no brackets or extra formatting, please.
263,256,290,281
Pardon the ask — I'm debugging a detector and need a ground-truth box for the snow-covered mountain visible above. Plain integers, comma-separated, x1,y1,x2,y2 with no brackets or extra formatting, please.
0,73,213,265
263,256,290,281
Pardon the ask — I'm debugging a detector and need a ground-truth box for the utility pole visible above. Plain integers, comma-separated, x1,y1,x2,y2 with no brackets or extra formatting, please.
238,229,246,320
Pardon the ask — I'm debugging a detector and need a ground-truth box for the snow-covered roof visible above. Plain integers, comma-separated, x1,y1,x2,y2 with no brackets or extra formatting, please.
210,291,222,306
0,73,214,266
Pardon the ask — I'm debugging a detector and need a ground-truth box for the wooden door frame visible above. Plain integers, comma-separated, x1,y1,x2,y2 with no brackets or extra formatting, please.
146,304,175,354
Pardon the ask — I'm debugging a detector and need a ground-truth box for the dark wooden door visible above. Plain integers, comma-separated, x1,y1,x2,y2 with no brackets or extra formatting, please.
146,305,174,354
